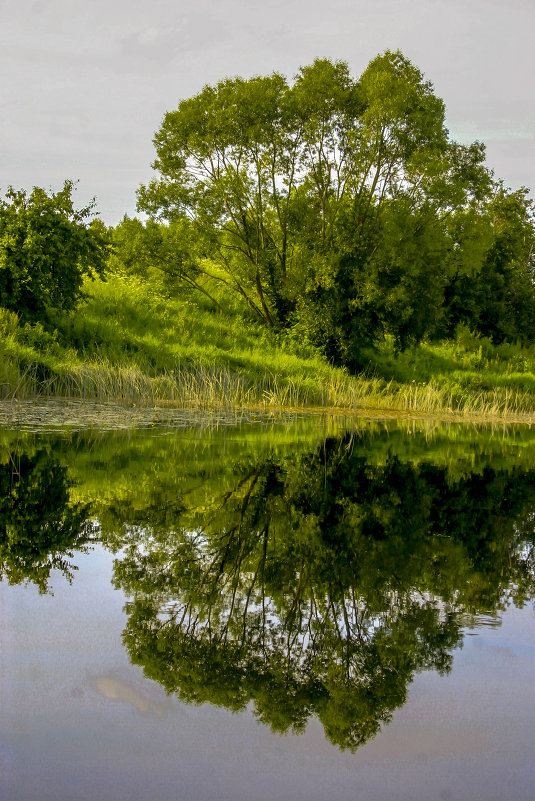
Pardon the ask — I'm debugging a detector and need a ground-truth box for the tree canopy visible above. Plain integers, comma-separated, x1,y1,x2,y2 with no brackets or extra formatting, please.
440,185,535,342
134,50,535,368
0,181,109,323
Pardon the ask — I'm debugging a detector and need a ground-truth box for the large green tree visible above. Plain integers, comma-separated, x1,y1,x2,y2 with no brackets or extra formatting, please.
0,181,109,323
138,51,490,365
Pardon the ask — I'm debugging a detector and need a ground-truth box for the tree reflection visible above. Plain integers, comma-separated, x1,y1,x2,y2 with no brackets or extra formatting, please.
112,433,535,749
0,448,93,592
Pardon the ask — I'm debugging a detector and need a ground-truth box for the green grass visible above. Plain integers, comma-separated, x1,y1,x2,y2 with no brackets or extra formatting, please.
2,271,535,420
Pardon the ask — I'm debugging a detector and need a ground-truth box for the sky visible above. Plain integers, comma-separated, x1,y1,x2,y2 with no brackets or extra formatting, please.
1,0,534,225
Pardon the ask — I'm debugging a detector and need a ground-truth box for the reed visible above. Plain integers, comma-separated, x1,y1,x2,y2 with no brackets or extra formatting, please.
2,356,535,422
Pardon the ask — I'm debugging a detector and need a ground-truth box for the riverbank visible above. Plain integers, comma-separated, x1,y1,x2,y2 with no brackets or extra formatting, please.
2,272,535,423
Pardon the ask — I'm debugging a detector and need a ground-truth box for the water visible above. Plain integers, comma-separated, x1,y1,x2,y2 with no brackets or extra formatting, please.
1,415,534,800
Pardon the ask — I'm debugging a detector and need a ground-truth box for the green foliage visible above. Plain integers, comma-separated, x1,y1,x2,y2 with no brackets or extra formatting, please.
440,186,535,343
110,215,227,312
367,330,535,399
0,307,19,337
0,181,110,323
2,269,535,417
138,50,495,368
1,54,532,388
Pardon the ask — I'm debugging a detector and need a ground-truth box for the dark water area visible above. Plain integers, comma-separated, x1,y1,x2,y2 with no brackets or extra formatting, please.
1,417,534,800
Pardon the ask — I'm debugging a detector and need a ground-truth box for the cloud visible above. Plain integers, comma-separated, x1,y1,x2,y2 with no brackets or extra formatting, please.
116,11,233,71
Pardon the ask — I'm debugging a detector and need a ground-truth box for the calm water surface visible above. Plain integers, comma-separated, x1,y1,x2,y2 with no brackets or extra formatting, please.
1,416,534,800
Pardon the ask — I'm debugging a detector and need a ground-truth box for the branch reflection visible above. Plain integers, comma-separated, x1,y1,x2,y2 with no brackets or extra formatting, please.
112,433,535,749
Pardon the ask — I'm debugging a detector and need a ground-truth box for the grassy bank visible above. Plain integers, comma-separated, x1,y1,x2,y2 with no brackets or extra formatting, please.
2,271,535,421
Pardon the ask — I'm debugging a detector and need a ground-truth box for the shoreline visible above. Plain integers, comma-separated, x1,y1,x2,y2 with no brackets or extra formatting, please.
1,397,534,430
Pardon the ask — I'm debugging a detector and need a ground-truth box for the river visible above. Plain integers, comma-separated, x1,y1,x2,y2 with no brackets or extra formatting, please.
1,413,534,800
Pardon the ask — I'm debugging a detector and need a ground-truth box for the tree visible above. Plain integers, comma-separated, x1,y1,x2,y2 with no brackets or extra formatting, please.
440,185,535,343
138,51,490,366
0,181,109,323
110,215,226,312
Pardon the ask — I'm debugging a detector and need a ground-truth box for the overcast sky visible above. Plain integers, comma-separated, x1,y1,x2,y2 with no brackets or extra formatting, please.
1,0,534,224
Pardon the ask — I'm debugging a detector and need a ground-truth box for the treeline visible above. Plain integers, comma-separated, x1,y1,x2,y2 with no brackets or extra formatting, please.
1,51,535,374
